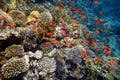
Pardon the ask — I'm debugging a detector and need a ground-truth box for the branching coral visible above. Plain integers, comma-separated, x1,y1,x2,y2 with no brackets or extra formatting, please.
1,56,29,78
5,44,24,57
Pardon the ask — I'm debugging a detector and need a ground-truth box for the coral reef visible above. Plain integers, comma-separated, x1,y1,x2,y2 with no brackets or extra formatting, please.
1,56,29,78
5,44,24,57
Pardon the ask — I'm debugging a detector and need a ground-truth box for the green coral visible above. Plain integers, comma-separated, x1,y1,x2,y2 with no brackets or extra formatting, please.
2,56,29,78
5,44,24,57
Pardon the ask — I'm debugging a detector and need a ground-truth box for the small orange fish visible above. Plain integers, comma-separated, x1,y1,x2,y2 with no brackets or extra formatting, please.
81,50,86,57
105,51,111,56
109,59,116,66
18,13,25,17
32,26,37,32
81,39,88,43
81,27,87,30
63,34,70,37
91,41,98,46
37,29,44,34
43,37,50,41
94,1,100,5
81,15,86,20
49,23,57,28
71,16,77,19
71,7,78,12
85,55,91,59
95,30,99,34
109,70,114,75
64,41,72,47
0,23,3,28
52,40,58,45
58,2,65,9
31,14,37,18
102,46,111,51
10,22,16,27
98,19,107,26
46,32,52,36
93,58,101,63
84,46,90,50
51,35,56,38
45,41,51,45
85,33,91,37
7,13,13,17
0,16,6,20
79,11,86,15
5,26,11,29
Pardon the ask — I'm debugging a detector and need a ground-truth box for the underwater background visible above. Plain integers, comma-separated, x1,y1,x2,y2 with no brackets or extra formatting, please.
0,0,120,80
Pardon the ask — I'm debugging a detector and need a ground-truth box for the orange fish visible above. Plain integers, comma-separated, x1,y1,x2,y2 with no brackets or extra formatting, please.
71,7,78,12
18,13,25,17
79,11,86,15
81,27,87,30
84,46,90,50
93,58,101,63
46,32,52,36
81,39,88,43
81,15,86,20
43,37,50,41
64,41,72,47
32,26,37,32
52,40,58,45
81,50,86,57
109,70,115,75
58,2,65,9
10,22,16,27
85,33,91,37
63,34,70,37
85,55,91,59
5,26,11,29
67,11,71,15
105,51,111,56
91,41,98,46
49,23,57,28
94,1,100,5
102,46,111,51
0,16,6,20
0,23,3,28
45,41,51,45
95,30,99,34
71,16,77,19
109,59,116,66
50,35,56,38
98,19,107,26
7,13,13,17
37,29,44,34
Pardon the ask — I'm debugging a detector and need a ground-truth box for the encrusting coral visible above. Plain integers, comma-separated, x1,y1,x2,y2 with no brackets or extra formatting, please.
1,56,29,78
5,44,24,57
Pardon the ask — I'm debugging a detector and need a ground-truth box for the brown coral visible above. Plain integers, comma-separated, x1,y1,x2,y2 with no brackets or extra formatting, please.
5,44,24,57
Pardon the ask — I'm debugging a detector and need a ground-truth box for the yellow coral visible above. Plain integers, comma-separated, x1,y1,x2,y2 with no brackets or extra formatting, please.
27,10,40,22
10,0,17,10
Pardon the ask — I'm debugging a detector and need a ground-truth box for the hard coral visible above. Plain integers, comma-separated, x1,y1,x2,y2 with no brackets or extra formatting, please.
9,10,26,25
40,12,53,23
5,44,24,57
2,56,29,78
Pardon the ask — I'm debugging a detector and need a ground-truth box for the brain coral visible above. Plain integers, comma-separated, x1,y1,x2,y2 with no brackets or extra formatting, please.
40,12,53,23
5,44,24,57
2,56,29,78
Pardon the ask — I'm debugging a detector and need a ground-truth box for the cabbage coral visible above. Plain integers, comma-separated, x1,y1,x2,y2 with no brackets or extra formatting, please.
2,56,29,78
